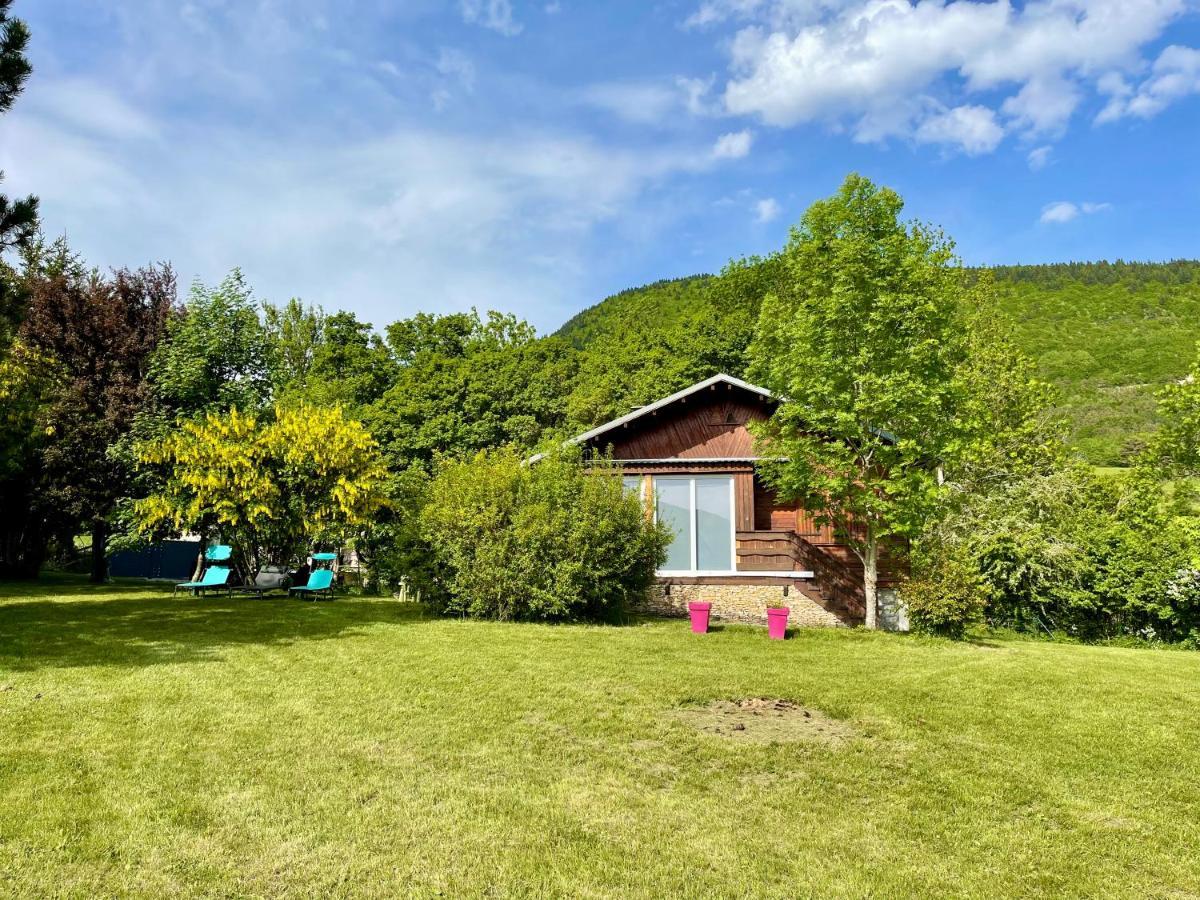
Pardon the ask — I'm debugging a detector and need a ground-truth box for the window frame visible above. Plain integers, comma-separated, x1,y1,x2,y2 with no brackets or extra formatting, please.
652,474,737,575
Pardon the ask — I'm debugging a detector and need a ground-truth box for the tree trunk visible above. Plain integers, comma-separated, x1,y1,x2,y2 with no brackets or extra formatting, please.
192,524,209,581
89,519,108,584
862,533,879,630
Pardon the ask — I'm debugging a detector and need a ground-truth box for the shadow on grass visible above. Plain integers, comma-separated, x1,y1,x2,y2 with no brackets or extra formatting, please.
0,576,431,672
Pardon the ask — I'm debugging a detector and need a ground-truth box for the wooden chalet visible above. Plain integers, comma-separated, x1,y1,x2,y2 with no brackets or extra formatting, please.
568,373,903,629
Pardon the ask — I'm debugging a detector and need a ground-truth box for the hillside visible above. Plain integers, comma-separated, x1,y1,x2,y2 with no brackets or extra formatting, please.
557,260,1200,466
555,275,717,349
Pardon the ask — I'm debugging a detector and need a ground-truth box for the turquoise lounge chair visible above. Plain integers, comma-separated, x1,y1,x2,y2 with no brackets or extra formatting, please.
289,568,335,600
206,544,233,563
175,565,232,596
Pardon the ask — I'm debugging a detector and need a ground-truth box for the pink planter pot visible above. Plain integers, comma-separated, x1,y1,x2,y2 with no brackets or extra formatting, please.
767,606,790,640
688,602,712,634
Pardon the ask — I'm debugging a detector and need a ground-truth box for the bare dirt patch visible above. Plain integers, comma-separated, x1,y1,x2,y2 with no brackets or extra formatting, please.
674,698,855,745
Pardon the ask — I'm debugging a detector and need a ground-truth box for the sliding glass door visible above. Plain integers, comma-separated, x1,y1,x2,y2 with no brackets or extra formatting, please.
655,477,693,571
654,475,734,573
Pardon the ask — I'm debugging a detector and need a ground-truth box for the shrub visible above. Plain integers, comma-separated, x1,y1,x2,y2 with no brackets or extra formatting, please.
417,447,669,622
927,465,1200,642
902,545,991,638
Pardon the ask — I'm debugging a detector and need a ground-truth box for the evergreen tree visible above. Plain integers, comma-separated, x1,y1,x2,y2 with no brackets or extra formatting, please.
0,1,38,352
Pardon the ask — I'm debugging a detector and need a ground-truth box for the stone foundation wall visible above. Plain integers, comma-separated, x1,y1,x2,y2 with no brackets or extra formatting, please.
641,582,850,628
877,587,909,632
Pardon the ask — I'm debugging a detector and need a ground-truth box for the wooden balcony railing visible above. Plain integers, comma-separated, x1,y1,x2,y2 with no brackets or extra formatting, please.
735,530,866,620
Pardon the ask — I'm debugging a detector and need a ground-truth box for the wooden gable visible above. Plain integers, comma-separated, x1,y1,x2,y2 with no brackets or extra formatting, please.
583,384,774,460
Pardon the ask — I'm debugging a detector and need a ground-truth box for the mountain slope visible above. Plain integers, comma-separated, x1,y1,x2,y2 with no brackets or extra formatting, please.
557,260,1200,465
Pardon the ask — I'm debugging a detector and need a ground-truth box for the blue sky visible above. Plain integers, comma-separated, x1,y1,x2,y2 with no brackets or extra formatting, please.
3,0,1199,333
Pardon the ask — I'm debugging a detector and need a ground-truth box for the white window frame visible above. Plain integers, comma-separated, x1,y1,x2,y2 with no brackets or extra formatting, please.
653,474,737,575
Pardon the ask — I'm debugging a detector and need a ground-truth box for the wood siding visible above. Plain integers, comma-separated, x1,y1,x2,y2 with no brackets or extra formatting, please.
734,472,754,531
594,388,772,460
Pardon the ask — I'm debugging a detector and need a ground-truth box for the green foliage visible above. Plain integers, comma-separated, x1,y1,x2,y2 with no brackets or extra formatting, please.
0,340,52,476
902,544,991,639
559,258,1200,468
146,270,271,419
263,298,324,390
749,174,973,626
265,301,397,411
556,274,715,349
351,464,431,595
1148,341,1200,477
365,310,574,469
929,465,1200,641
416,447,669,622
133,404,388,575
564,257,777,429
0,340,55,576
987,261,1200,465
117,270,273,528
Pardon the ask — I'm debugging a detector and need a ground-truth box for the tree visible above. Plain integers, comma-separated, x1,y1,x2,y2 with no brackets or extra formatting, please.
0,1,38,352
133,404,388,577
1149,342,1200,477
115,270,274,555
263,298,325,391
19,245,176,581
942,299,1066,495
933,464,1200,641
0,340,56,577
265,302,397,411
143,269,271,421
748,174,972,628
365,310,574,469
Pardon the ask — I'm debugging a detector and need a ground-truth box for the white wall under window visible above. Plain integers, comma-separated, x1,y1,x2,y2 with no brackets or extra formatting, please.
653,475,735,574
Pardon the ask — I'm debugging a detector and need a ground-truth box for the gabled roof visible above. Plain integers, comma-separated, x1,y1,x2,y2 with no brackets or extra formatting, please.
570,373,774,447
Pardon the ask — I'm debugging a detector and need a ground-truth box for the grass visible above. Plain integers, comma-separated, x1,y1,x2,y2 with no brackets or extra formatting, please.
2,578,1200,897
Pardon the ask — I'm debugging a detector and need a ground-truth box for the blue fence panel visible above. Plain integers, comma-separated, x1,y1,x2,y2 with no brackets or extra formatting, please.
109,540,202,580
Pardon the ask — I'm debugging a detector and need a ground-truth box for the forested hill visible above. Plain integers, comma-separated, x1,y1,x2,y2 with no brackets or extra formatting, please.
556,275,717,349
556,260,1200,466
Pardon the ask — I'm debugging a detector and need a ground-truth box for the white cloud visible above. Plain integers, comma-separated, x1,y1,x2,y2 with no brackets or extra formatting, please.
1040,201,1079,224
580,77,723,123
1027,145,1052,171
684,0,763,29
1097,44,1200,122
683,0,834,31
580,81,683,123
459,0,522,36
431,50,475,111
436,48,476,94
21,78,161,142
1039,200,1112,224
914,104,1004,155
755,197,781,222
2,78,722,332
1000,74,1080,136
712,129,754,159
710,0,1190,153
677,75,718,116
545,1,562,12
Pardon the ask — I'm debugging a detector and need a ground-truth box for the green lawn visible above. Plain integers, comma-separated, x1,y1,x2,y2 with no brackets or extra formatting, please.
2,578,1199,897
